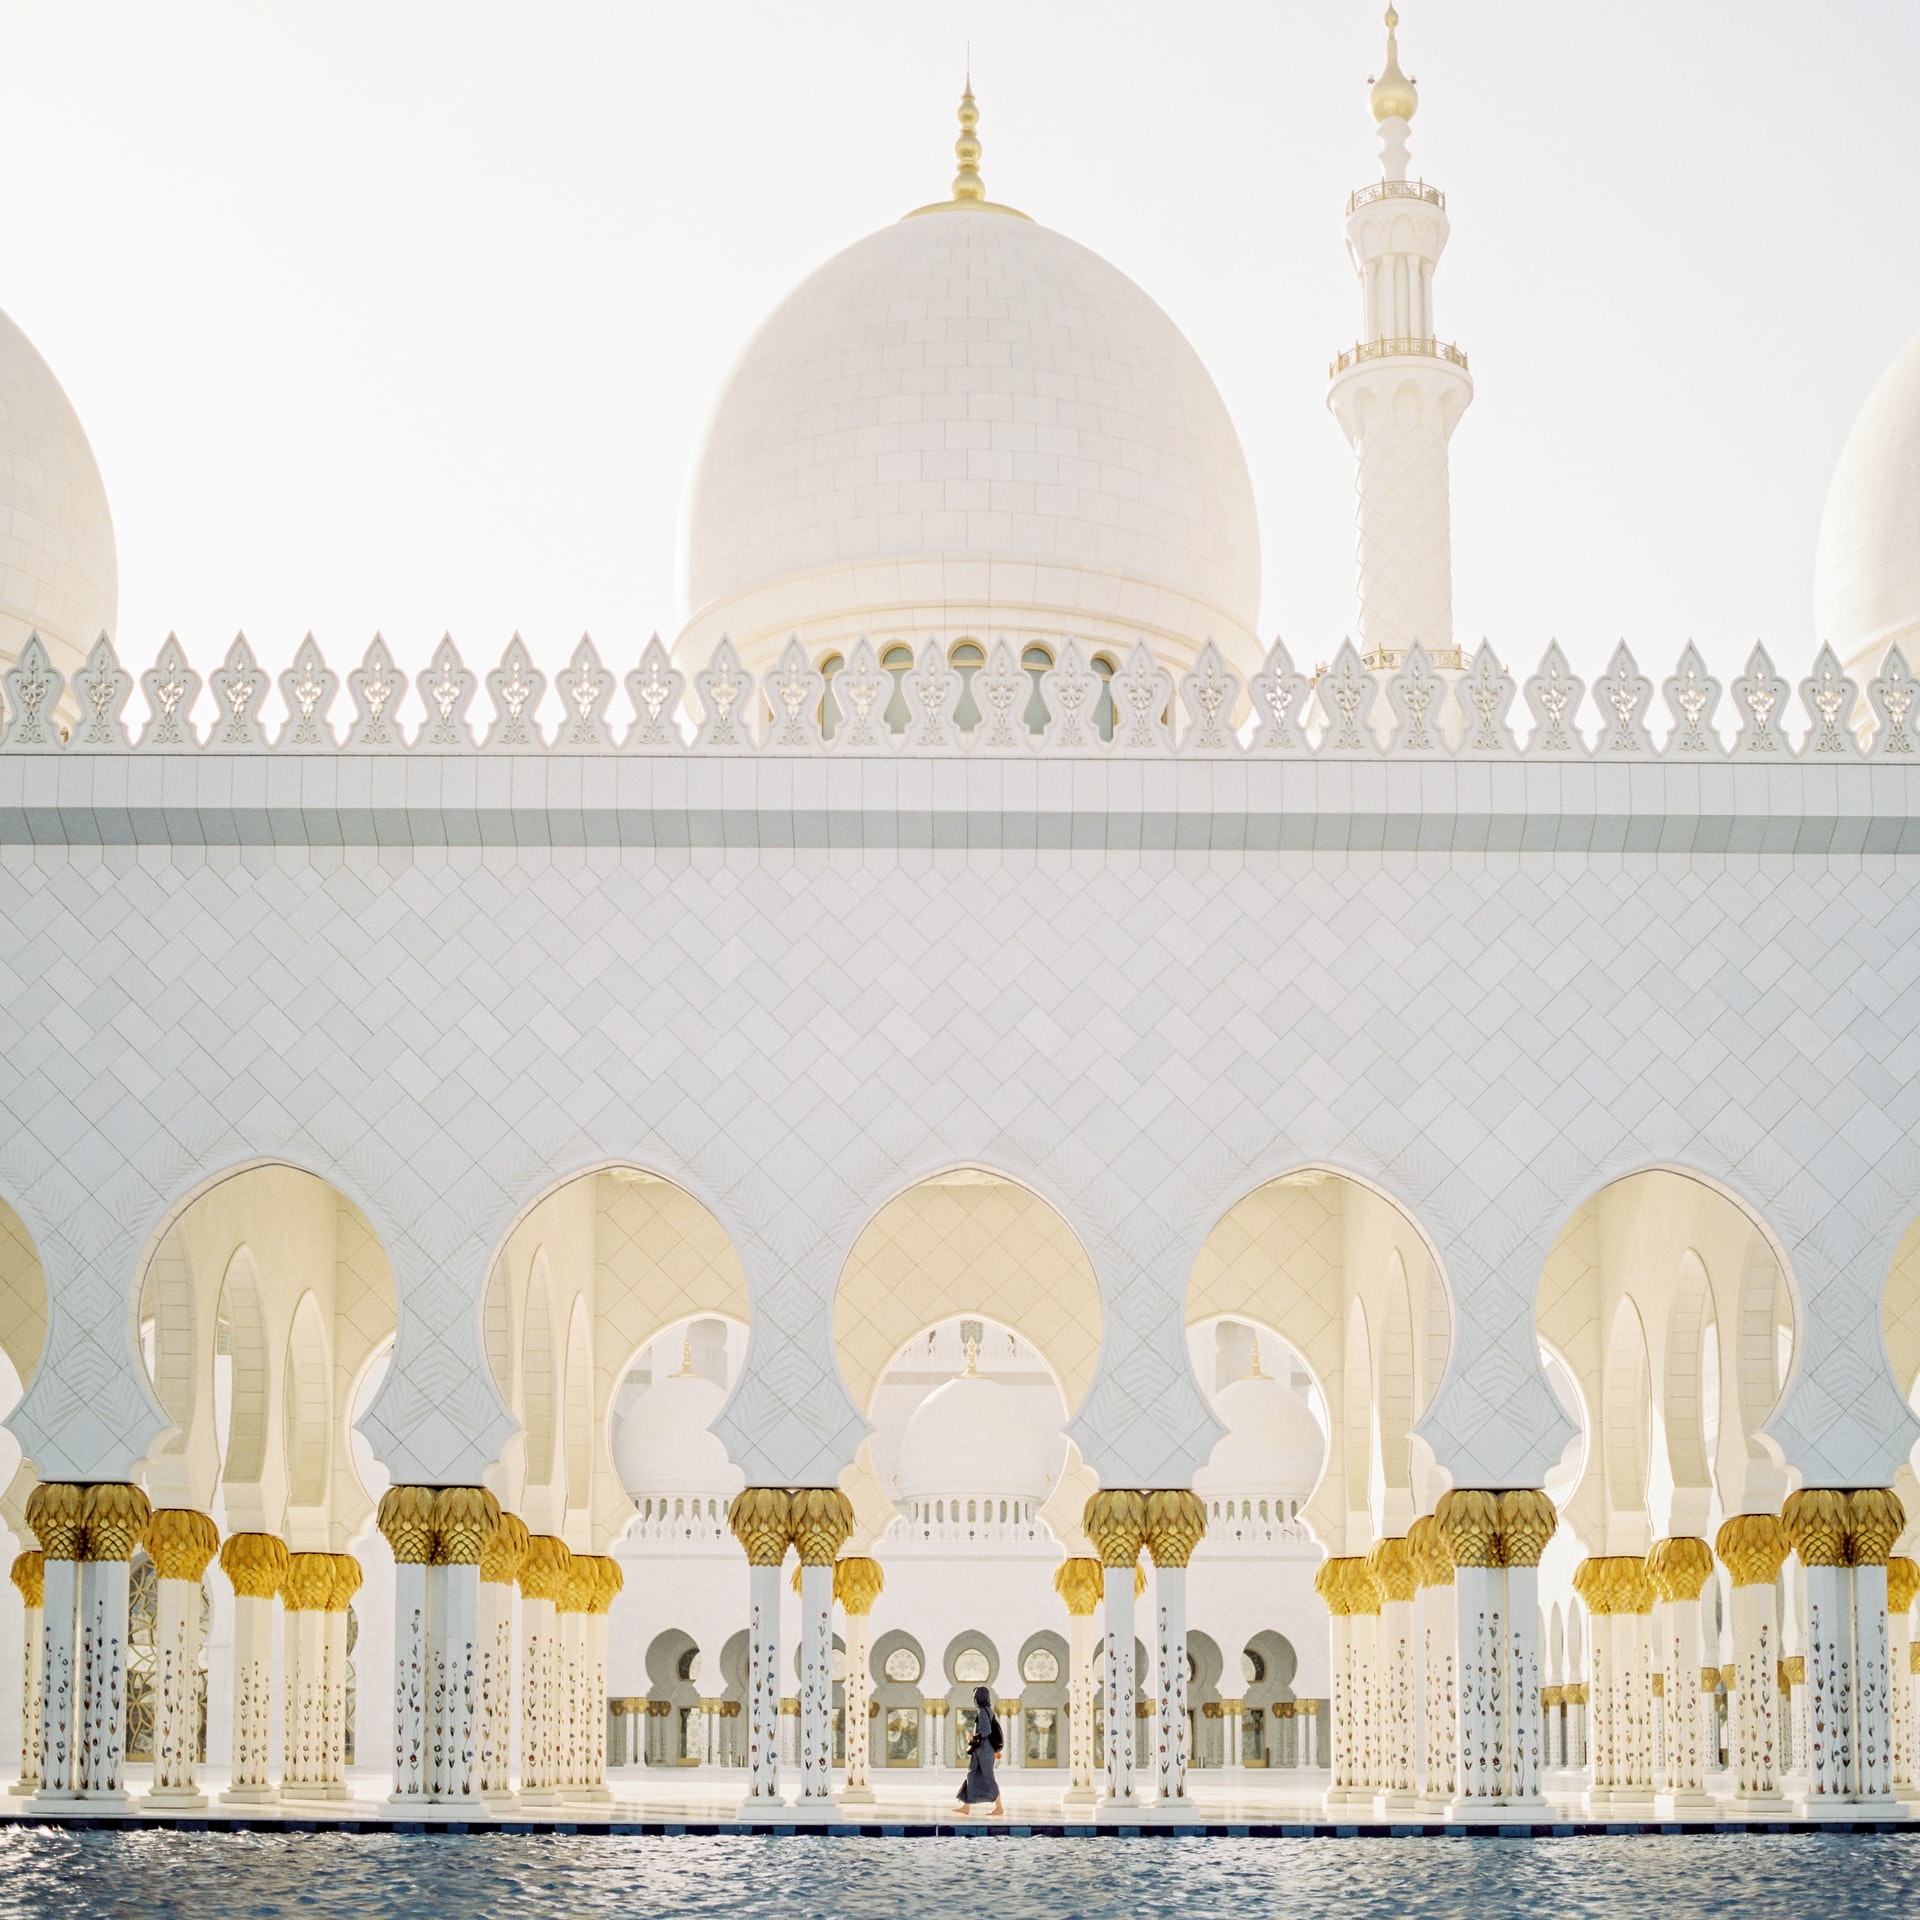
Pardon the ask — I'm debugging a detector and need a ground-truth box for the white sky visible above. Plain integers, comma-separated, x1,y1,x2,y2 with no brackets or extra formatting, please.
4,0,1916,688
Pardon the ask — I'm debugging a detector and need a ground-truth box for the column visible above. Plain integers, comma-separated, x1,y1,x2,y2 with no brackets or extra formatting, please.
1611,1561,1656,1811
999,1697,1022,1772
1349,1569,1384,1802
1145,1490,1205,1809
1539,1686,1560,1770
376,1486,434,1805
26,1484,82,1803
1084,1491,1146,1810
728,1488,791,1809
323,1555,361,1797
1888,1557,1918,1801
835,1556,883,1804
216,1532,287,1805
1647,1536,1714,1812
1225,1698,1243,1771
280,1553,334,1800
554,1561,588,1795
570,1555,621,1803
478,1512,527,1805
1496,1490,1556,1808
73,1484,150,1802
788,1488,854,1811
425,1486,495,1807
1435,1490,1503,1811
1568,1680,1587,1769
1572,1560,1615,1808
515,1535,568,1805
8,1552,40,1795
1785,1489,1858,1806
1409,1515,1456,1805
1714,1513,1788,1806
1314,1558,1363,1806
1365,1539,1414,1811
1055,1556,1101,1805
138,1511,219,1810
1847,1488,1906,1804
780,1696,800,1769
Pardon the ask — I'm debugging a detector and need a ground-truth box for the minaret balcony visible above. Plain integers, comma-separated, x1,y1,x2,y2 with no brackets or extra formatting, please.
1328,336,1469,378
1345,177,1445,215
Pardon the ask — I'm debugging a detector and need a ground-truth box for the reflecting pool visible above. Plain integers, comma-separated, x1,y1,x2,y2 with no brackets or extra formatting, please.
1,1828,1915,1919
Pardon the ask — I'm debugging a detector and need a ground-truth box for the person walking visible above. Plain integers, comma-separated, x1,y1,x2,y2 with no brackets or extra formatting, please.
951,1684,1004,1817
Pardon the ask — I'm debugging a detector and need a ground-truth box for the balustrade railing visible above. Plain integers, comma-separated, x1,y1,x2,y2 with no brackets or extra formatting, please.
1345,177,1446,215
1329,336,1469,378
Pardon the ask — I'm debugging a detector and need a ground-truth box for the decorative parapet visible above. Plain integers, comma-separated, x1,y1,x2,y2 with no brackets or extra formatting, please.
7,629,1919,768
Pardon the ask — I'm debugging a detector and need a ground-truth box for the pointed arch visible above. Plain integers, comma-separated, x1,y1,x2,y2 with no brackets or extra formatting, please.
522,1248,557,1491
1343,1295,1373,1528
563,1294,592,1517
1376,1251,1416,1493
284,1289,332,1511
141,1228,197,1447
1602,1297,1651,1533
219,1247,269,1487
1662,1249,1713,1493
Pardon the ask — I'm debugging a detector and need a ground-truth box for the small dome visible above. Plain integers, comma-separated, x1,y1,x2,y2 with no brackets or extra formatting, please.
1195,1373,1325,1498
0,305,117,684
1815,325,1920,674
677,204,1262,680
895,1373,1054,1501
611,1368,742,1498
1369,8,1418,124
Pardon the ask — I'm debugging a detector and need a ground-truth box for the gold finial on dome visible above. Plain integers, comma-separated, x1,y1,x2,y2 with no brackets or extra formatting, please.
906,79,1031,221
1369,6,1418,124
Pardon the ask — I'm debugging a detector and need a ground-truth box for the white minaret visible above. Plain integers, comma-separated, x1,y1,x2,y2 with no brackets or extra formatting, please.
1327,6,1473,668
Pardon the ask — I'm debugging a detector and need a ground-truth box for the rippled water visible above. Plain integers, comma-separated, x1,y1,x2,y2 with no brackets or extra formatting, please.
0,1829,1914,1918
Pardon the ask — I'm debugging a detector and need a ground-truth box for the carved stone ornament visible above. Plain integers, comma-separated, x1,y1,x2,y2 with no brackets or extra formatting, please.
138,634,202,751
1040,640,1104,753
1495,1487,1558,1567
973,639,1034,753
578,1553,624,1614
1798,645,1863,760
1782,1486,1850,1568
482,635,547,751
1248,637,1313,753
555,633,617,751
1845,1486,1906,1566
1661,642,1722,757
68,634,135,751
1108,640,1174,755
1406,1512,1453,1588
623,634,686,752
327,1553,364,1612
1432,1487,1501,1569
901,640,964,753
1366,1535,1417,1604
282,1550,337,1612
1730,642,1790,756
207,633,271,751
0,634,65,752
78,1482,152,1562
1521,641,1588,757
1456,641,1518,756
1384,641,1448,756
761,637,826,753
1177,640,1241,755
24,1482,85,1560
344,634,410,751
414,635,478,752
1887,1556,1920,1615
1592,642,1656,758
788,1486,856,1567
692,637,755,751
9,1550,43,1609
830,639,889,751
276,635,339,749
1866,646,1920,759
1314,640,1379,757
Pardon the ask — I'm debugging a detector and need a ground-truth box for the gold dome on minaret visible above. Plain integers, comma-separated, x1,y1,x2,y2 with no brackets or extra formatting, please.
1369,6,1419,124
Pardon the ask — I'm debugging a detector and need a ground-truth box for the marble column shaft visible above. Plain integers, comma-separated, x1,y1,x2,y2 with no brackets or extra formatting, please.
8,1552,40,1796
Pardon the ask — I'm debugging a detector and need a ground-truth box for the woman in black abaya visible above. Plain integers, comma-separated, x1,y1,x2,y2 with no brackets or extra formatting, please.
951,1684,1004,1816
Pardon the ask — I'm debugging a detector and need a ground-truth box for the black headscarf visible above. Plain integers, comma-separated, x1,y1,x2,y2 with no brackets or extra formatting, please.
973,1684,1000,1751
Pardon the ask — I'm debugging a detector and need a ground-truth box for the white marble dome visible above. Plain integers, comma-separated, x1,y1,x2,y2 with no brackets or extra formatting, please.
1195,1373,1326,1498
1815,324,1920,675
611,1367,743,1499
676,205,1262,680
0,305,116,684
894,1372,1052,1501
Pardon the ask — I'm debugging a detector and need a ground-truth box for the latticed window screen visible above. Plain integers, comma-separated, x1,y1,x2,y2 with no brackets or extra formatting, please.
123,1552,211,1763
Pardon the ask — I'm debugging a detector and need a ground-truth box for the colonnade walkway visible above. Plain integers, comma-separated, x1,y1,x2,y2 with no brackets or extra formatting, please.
0,1765,1913,1833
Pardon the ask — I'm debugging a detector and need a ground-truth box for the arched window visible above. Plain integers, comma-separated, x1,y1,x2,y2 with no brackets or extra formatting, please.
949,640,984,732
1021,644,1053,734
881,644,915,734
1091,653,1117,742
819,652,844,740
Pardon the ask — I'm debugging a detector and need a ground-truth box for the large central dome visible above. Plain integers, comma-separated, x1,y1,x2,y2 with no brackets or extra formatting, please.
676,128,1262,680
